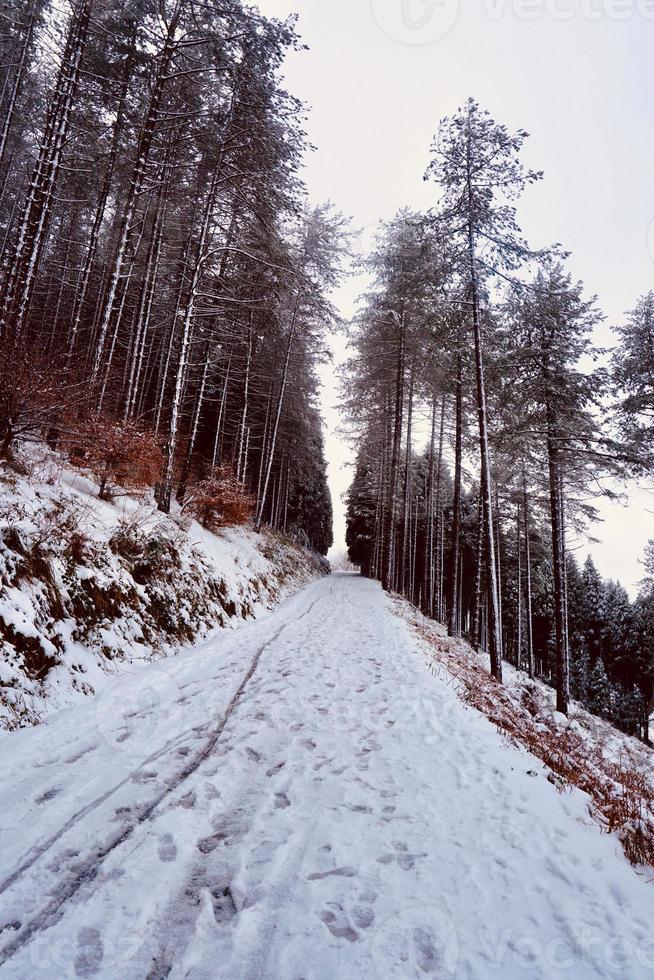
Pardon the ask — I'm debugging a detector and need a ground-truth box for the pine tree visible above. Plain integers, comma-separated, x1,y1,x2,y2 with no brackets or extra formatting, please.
612,291,654,467
425,98,546,682
501,264,616,714
588,659,612,720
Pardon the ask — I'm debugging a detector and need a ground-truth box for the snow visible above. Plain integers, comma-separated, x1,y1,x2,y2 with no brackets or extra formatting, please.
1,572,654,978
0,448,327,731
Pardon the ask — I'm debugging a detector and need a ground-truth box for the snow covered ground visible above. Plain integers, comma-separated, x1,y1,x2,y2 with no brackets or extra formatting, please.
1,573,654,979
0,450,326,731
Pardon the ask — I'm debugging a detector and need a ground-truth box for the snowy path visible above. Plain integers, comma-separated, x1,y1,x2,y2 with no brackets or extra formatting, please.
1,573,654,979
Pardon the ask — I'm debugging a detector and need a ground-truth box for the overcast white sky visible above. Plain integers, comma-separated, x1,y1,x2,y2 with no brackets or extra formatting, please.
256,0,653,594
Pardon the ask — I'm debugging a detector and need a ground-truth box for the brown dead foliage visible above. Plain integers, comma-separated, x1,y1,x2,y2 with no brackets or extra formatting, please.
415,624,654,869
183,466,254,532
66,414,163,499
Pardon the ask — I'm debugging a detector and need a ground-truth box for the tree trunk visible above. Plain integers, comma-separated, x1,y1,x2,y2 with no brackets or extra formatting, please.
448,355,463,637
66,27,136,365
158,162,221,513
547,409,569,714
254,291,302,532
0,0,93,339
401,363,414,598
92,1,183,382
465,116,502,680
472,483,484,651
383,310,405,593
236,311,254,483
0,0,40,177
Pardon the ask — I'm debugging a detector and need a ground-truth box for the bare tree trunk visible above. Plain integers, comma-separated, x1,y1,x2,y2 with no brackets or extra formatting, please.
92,1,183,382
124,175,168,417
495,483,504,651
547,408,569,714
464,117,502,680
158,162,221,513
66,29,136,365
0,0,93,340
472,482,484,651
401,363,414,597
424,395,437,615
176,348,210,500
254,291,302,532
516,502,522,669
467,226,502,680
384,310,405,593
448,355,463,637
236,311,253,482
212,345,233,469
0,0,40,176
523,469,535,677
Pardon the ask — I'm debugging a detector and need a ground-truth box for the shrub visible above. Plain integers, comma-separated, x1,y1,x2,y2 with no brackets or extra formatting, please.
184,466,254,532
0,338,73,459
66,414,163,499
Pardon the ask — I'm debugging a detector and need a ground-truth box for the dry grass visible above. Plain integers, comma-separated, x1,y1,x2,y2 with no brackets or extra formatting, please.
413,621,654,870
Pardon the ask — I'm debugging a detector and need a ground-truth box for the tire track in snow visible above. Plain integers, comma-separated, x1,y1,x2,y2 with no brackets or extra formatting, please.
0,588,328,968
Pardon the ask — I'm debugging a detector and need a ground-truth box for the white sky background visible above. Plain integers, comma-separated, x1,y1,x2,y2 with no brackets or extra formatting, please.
255,0,654,594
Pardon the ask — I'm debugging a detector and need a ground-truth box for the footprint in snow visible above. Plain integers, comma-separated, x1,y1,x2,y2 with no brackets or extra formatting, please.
274,792,291,809
35,787,61,804
175,791,196,809
158,833,177,863
320,905,359,943
266,761,285,777
131,769,158,784
210,886,237,924
197,833,225,854
352,905,375,929
320,902,374,943
65,744,98,764
307,867,356,881
74,926,104,977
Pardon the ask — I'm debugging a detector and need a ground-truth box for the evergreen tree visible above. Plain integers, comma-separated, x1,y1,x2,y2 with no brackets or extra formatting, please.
612,292,654,467
588,659,612,720
424,99,546,682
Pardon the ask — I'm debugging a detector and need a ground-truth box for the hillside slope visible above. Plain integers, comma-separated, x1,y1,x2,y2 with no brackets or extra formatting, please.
1,573,653,979
0,449,328,732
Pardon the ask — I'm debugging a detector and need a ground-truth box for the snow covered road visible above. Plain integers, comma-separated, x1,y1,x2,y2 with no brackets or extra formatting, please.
1,572,654,979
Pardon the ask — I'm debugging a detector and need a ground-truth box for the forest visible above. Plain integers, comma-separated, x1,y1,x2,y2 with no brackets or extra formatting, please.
1,2,653,744
0,0,342,555
344,100,654,742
